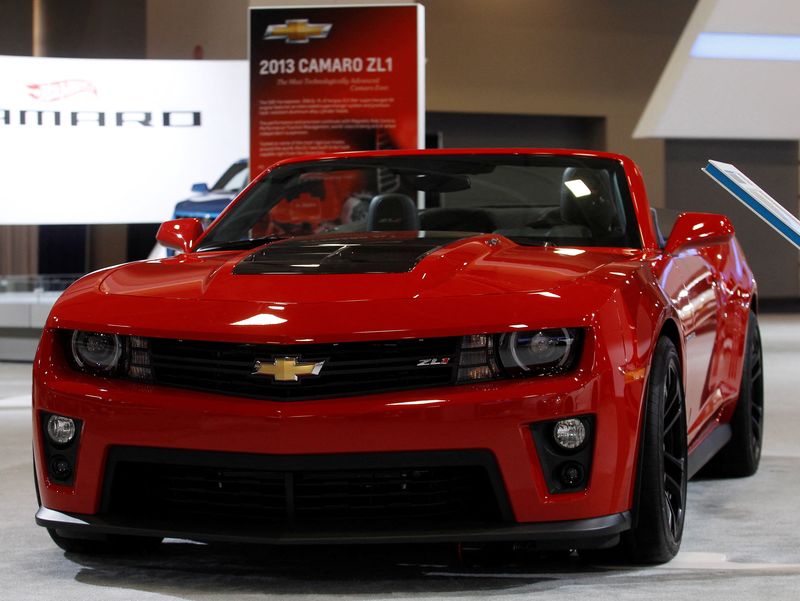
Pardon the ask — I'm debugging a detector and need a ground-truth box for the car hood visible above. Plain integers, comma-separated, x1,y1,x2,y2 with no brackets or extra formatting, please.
52,232,649,343
97,232,639,304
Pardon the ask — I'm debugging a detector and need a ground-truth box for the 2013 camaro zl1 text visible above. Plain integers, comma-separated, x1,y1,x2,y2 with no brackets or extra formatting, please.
33,149,763,563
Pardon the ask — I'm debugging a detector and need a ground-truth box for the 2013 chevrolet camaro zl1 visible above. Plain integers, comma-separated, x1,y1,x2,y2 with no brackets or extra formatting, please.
33,149,763,564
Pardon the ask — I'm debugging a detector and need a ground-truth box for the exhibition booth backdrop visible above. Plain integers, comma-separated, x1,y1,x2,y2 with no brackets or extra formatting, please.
0,55,247,225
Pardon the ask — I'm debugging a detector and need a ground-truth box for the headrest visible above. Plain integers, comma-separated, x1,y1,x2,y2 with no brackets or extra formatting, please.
366,193,420,231
560,167,618,237
419,208,496,233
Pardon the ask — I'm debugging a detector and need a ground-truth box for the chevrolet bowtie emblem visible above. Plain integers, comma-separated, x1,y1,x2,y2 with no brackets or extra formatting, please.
252,357,325,382
264,19,332,44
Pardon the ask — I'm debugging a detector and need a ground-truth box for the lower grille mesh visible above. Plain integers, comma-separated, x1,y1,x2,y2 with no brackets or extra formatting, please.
106,450,507,531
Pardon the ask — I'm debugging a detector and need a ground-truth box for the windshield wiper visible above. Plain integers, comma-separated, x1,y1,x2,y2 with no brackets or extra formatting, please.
196,235,288,252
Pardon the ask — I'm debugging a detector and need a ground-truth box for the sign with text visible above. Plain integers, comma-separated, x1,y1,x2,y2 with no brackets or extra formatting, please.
703,160,800,249
249,4,424,177
0,55,247,225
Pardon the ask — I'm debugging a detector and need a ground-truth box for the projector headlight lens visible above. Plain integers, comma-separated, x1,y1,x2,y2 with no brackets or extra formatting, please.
498,328,580,376
71,330,122,373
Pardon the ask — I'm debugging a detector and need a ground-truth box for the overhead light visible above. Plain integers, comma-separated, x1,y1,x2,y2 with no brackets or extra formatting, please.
564,179,592,198
691,32,800,62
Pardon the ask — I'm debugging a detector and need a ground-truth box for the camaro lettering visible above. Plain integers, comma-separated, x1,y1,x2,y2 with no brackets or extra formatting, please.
0,110,202,127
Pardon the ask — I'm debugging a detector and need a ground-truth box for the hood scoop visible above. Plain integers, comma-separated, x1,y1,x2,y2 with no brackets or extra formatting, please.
233,232,475,275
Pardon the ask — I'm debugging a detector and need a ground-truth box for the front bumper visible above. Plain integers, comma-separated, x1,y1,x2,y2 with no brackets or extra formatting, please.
33,328,646,545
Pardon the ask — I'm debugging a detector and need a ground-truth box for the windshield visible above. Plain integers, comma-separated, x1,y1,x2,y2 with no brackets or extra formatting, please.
197,154,640,251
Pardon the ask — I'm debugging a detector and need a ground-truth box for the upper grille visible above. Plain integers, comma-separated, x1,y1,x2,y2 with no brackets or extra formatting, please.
147,336,460,401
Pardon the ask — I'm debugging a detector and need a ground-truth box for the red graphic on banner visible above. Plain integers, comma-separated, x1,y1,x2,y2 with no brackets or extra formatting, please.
27,80,97,102
249,5,422,177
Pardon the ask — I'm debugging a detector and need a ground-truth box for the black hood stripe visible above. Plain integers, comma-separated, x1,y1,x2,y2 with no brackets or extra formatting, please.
233,232,477,275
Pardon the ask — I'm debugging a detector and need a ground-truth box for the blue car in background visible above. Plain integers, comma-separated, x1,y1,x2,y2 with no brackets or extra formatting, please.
155,159,248,257
173,159,248,227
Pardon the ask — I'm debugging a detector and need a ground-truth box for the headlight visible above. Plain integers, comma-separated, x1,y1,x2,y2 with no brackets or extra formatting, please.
70,331,122,373
457,328,582,383
498,328,580,376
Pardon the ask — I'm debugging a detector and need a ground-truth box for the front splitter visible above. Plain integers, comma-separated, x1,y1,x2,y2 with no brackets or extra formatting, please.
36,506,631,549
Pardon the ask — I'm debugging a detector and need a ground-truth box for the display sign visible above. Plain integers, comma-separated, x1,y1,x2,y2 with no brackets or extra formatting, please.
0,55,247,225
703,160,800,249
249,4,424,177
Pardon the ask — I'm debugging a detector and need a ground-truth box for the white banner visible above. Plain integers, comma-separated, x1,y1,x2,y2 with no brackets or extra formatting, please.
0,55,247,224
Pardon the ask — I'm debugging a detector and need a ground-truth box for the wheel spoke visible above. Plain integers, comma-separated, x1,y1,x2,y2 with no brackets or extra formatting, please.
751,415,762,437
664,408,681,437
664,473,684,503
663,392,678,422
664,450,685,473
665,491,676,533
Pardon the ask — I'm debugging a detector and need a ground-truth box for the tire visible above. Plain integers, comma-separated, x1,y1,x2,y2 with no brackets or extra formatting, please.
581,336,688,564
626,337,688,563
702,310,764,477
48,528,162,555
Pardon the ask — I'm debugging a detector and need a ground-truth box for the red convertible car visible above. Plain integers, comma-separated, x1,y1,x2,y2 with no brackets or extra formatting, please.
33,149,762,564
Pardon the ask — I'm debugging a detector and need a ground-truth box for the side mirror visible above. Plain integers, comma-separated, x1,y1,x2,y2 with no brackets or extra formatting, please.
191,182,209,194
664,212,734,255
156,218,204,253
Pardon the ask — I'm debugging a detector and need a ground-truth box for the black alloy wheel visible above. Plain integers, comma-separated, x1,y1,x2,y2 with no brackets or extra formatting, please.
702,310,764,477
747,316,765,465
582,336,687,564
661,356,687,543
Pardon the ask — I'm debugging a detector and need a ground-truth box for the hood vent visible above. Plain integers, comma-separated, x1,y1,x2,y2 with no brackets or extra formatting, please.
233,232,474,275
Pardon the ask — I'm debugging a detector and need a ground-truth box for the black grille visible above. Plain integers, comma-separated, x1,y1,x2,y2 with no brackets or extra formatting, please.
147,336,459,401
105,448,509,532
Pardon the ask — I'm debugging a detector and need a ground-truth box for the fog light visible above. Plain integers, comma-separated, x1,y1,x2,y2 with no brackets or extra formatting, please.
553,418,587,450
49,455,72,481
559,461,585,487
46,415,76,446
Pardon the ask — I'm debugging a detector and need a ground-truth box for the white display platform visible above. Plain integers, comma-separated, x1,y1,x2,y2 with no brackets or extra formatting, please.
0,291,60,361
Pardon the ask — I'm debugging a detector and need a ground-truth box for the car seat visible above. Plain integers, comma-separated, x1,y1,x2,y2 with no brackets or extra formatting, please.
560,167,620,240
366,193,420,231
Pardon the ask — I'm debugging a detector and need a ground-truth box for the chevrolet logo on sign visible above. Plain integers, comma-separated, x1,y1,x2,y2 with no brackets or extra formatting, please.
252,357,325,382
264,19,332,44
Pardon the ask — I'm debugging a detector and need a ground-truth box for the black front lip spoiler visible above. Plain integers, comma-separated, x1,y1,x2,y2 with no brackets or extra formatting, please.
36,507,631,548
